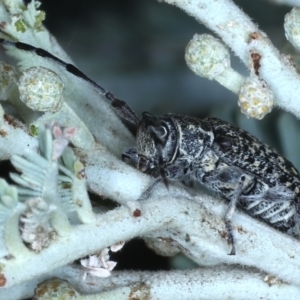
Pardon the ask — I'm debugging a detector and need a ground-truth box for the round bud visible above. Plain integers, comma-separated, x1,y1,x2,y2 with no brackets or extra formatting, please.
284,8,300,52
238,77,274,120
185,34,230,80
18,67,64,112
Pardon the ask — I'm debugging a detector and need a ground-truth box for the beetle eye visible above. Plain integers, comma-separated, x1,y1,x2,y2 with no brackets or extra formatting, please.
138,156,150,172
149,124,169,145
157,125,168,139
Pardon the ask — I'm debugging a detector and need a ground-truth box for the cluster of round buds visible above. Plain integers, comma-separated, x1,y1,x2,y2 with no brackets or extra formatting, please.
238,77,274,120
284,8,300,52
18,67,64,112
20,197,57,252
185,33,275,119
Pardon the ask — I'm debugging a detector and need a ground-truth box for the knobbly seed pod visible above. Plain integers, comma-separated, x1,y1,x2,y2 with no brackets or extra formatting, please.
185,34,245,94
18,66,64,112
284,8,300,52
238,77,274,119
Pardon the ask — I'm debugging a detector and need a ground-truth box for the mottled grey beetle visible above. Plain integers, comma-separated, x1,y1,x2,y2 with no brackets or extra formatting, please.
2,39,300,255
123,112,300,255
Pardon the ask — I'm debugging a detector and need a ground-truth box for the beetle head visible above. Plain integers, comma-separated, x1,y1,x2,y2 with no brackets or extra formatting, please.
136,112,179,187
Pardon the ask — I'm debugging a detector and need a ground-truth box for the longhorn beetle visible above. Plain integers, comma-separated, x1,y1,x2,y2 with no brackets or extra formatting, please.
1,38,300,255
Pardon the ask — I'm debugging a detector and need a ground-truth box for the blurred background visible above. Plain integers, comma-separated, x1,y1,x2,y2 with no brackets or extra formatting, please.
23,0,300,270
40,0,290,114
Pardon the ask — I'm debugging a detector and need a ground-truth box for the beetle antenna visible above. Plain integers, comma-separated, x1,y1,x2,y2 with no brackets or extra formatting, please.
0,38,140,127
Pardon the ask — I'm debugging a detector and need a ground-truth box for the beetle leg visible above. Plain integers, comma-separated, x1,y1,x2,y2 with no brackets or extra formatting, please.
138,177,162,201
224,175,245,255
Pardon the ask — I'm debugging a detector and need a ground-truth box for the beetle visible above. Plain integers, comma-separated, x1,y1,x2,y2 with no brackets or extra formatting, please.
1,38,300,255
123,112,300,254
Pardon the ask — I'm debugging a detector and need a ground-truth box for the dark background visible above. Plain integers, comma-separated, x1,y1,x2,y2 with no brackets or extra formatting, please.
40,0,291,116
